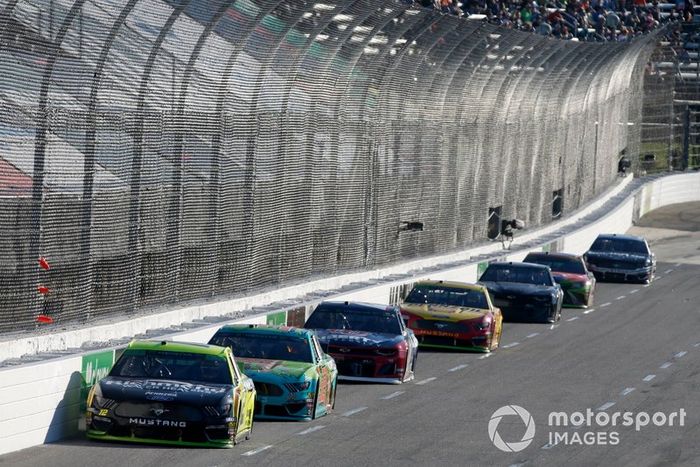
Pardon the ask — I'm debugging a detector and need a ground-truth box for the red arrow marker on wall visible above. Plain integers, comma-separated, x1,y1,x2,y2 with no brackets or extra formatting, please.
37,315,53,324
38,257,50,271
37,285,50,295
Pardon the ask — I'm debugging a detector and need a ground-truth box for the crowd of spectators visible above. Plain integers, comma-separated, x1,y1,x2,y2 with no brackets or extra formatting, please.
409,0,696,41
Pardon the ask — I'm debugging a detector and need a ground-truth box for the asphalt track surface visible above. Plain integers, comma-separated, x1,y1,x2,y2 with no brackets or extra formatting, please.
2,203,699,467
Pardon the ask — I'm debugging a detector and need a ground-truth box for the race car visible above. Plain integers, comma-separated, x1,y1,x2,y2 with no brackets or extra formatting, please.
399,280,503,352
479,262,563,323
584,233,656,283
303,301,419,384
523,252,596,308
86,340,256,448
208,325,337,421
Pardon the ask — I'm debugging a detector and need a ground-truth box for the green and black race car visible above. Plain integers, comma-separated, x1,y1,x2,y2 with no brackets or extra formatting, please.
86,340,256,448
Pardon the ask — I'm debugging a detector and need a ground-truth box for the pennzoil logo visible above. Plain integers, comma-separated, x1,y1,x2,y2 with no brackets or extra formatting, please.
129,418,186,428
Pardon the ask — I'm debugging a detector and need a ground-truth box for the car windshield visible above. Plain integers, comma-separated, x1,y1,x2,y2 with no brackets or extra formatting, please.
403,285,489,309
480,266,553,286
590,238,648,254
109,349,232,385
524,256,586,274
209,333,313,363
304,307,402,334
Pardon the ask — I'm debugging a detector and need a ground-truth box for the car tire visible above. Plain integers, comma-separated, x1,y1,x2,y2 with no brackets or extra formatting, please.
311,384,320,420
245,403,254,441
329,378,337,411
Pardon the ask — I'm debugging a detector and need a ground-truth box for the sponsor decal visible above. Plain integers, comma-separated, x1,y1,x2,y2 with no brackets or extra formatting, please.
415,329,460,338
266,311,286,326
104,380,227,394
129,418,186,428
477,261,490,278
81,349,115,419
145,391,177,401
286,306,307,327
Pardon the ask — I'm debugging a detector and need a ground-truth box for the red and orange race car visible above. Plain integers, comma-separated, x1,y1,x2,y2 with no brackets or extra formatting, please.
400,280,503,352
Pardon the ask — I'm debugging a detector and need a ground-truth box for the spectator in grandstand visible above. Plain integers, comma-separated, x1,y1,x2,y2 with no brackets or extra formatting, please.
407,0,682,41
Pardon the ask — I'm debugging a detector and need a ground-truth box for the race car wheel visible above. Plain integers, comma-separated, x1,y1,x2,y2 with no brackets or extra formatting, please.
311,386,320,420
245,417,253,441
330,378,338,410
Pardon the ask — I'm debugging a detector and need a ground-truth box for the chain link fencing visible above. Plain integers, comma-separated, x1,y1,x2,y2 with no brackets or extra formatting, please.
0,0,669,333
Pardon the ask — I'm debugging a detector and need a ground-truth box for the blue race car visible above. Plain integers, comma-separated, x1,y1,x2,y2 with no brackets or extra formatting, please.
479,261,563,323
584,233,656,283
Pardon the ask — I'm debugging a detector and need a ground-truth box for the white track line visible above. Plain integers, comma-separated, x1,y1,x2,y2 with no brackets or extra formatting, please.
583,309,595,314
664,269,674,274
526,332,540,338
675,351,688,358
415,377,436,385
566,316,579,322
694,343,700,348
615,296,626,300
629,289,639,294
600,302,611,308
660,362,673,369
479,353,493,359
643,374,656,382
597,402,616,411
549,324,560,330
242,445,273,456
675,263,682,267
381,391,405,400
448,364,469,372
342,407,367,417
502,342,520,348
298,426,325,435
541,441,558,450
620,387,635,396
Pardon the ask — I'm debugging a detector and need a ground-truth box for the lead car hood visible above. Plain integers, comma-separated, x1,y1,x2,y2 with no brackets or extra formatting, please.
400,303,487,321
237,358,315,380
480,281,556,296
99,377,231,404
312,329,403,348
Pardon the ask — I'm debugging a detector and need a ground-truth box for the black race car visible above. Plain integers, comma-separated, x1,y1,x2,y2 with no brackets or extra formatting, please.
583,233,656,283
478,261,563,323
86,340,256,448
304,301,419,384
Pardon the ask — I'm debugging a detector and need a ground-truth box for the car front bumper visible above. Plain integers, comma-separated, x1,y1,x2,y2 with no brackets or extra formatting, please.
588,265,653,282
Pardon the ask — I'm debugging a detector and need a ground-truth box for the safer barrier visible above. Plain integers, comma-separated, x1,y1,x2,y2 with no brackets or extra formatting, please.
1,170,698,456
0,0,664,333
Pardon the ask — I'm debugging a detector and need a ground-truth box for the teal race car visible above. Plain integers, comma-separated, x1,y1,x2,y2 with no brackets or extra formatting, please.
209,325,338,421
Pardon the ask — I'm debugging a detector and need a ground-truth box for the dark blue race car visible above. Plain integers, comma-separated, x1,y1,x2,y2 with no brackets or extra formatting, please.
583,234,656,283
478,262,563,323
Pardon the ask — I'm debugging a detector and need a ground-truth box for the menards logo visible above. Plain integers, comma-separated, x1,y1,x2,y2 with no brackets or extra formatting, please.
129,418,187,427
